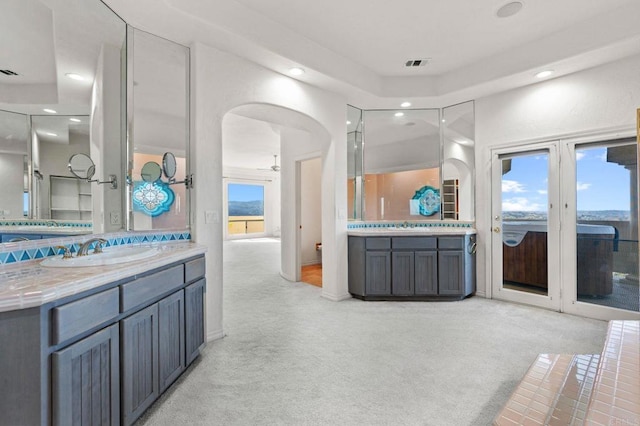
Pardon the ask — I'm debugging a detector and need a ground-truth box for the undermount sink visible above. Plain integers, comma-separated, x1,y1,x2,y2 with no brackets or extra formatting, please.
41,245,159,268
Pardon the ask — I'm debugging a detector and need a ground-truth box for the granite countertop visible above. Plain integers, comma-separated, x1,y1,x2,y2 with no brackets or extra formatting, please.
0,241,206,313
347,227,476,236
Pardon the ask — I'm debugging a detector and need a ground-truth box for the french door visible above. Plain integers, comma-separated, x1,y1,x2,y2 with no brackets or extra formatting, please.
492,137,640,320
491,143,561,311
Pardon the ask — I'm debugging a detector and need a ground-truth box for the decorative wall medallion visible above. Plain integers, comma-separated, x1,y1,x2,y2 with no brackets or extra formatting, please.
412,185,440,216
133,181,175,217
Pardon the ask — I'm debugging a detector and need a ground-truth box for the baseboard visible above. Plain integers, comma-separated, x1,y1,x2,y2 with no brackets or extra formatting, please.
475,290,487,298
280,271,295,282
322,291,352,302
207,329,224,342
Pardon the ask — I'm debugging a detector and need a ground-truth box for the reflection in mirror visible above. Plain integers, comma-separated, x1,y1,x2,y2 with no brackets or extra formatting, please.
347,105,363,220
141,161,162,182
162,152,177,180
363,109,441,221
0,0,126,236
69,153,96,180
32,115,92,221
0,110,29,219
128,27,189,231
442,101,475,221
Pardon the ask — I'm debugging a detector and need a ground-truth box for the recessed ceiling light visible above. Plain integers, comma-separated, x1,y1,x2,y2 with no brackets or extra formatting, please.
535,70,554,79
400,102,412,108
441,119,446,123
346,120,352,125
69,118,81,123
394,112,404,117
65,73,85,81
496,1,523,18
289,67,305,76
45,132,57,137
455,139,472,146
43,108,57,114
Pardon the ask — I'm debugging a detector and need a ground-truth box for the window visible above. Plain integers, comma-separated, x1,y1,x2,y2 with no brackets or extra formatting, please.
227,183,265,235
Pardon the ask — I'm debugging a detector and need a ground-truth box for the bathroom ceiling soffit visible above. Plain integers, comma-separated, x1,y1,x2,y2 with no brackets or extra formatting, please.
103,0,640,103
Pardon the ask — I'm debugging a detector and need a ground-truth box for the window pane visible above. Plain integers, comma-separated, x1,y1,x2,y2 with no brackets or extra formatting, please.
228,184,264,235
575,142,639,312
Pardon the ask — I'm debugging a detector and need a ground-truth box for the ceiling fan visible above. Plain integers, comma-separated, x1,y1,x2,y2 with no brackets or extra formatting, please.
258,154,280,172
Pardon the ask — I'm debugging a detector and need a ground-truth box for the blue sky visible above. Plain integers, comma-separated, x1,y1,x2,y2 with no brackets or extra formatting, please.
502,147,631,212
228,183,264,202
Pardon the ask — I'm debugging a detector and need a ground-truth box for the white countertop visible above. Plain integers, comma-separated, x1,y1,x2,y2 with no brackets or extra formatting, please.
348,227,476,236
0,241,206,313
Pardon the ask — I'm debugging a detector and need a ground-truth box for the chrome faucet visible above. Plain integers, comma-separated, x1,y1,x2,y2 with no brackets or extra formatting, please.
77,238,107,257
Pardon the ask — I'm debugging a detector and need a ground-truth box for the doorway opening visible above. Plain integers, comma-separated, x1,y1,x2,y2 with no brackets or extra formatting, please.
299,156,322,287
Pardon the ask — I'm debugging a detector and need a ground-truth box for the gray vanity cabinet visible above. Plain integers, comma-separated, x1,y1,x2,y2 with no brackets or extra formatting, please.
121,304,159,426
52,324,120,426
158,290,185,393
348,234,475,300
185,278,206,365
414,251,438,295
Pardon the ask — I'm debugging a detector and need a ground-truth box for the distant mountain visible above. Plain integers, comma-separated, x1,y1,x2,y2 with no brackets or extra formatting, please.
503,210,630,221
228,200,263,216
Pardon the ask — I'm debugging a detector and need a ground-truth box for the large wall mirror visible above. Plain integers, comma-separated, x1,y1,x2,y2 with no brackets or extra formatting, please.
127,27,190,231
0,0,126,235
362,108,441,221
347,102,475,222
442,101,475,221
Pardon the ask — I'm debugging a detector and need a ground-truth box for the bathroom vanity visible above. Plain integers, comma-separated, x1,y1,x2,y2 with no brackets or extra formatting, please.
348,228,476,300
0,242,206,426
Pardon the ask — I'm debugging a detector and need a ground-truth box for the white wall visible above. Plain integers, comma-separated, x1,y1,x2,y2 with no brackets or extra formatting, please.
0,153,25,218
91,43,123,233
475,53,640,297
191,43,349,342
300,157,322,266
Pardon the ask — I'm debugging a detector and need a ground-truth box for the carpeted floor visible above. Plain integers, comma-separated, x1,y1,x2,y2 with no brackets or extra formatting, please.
135,238,607,426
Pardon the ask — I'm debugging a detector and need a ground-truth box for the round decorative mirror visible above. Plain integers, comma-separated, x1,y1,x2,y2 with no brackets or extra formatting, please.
162,152,177,179
68,153,96,180
141,161,162,182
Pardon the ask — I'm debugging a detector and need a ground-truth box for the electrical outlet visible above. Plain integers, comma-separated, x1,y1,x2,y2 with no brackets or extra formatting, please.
110,211,121,225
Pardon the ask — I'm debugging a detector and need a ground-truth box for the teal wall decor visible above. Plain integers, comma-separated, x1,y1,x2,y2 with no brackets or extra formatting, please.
413,185,440,216
133,181,175,217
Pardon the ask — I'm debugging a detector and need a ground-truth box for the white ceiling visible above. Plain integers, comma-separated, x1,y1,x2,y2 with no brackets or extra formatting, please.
105,0,640,106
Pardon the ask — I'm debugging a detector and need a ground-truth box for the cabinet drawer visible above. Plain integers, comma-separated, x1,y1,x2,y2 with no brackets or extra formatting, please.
52,287,119,345
392,237,436,250
366,238,391,250
438,237,464,250
185,256,205,283
121,265,184,312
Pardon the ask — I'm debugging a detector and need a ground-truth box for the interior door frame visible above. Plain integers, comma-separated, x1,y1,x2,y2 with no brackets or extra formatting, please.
490,142,561,311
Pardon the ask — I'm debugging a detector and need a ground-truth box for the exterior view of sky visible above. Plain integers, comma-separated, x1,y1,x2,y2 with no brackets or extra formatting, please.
502,146,631,212
228,183,264,203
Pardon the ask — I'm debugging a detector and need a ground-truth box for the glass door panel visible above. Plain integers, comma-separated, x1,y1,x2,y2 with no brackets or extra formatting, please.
574,141,639,313
492,145,560,310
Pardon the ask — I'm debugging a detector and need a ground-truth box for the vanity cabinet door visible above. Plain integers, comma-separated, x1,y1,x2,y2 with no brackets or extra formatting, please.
185,279,206,365
121,304,159,426
365,251,391,295
391,252,414,295
52,324,120,426
415,251,438,295
158,291,185,393
438,250,464,295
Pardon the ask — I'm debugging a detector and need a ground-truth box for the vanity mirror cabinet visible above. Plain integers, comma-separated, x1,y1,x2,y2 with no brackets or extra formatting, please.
0,255,206,426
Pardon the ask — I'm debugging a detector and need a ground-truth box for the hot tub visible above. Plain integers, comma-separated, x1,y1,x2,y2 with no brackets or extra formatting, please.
502,221,615,296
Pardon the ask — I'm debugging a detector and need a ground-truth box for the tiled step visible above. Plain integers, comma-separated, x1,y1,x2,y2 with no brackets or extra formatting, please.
494,354,600,425
585,320,639,425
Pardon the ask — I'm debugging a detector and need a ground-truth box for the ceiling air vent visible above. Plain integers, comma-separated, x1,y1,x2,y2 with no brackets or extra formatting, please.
0,69,19,76
404,58,430,68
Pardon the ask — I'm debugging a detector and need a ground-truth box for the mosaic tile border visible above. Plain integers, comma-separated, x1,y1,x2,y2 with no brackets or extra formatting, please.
0,230,191,265
347,221,474,229
0,220,92,228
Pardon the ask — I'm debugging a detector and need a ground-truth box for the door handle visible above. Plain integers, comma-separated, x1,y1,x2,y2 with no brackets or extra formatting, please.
493,227,501,233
